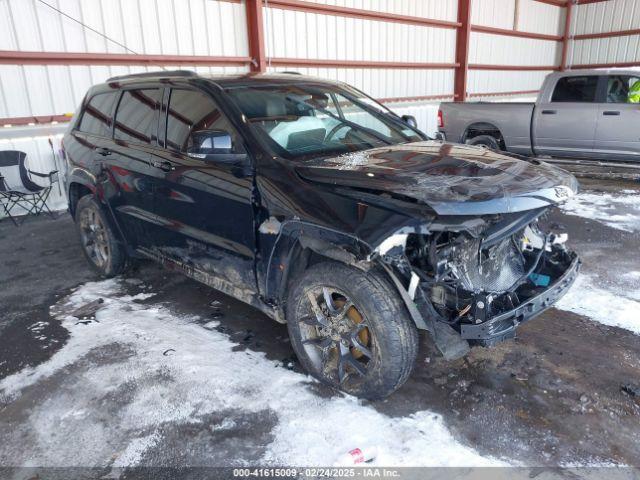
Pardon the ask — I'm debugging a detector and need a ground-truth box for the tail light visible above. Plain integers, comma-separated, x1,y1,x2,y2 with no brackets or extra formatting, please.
437,109,444,128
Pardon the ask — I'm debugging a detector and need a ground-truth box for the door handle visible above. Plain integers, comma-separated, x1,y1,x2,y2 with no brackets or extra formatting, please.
152,160,175,172
541,110,557,115
95,147,112,156
603,111,620,116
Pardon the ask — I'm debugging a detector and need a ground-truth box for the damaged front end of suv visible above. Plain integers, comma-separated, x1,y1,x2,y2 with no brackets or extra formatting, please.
296,143,581,360
377,207,579,358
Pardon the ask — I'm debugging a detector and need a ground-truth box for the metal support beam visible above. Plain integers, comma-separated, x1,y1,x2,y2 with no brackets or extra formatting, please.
534,0,567,6
454,0,472,102
269,58,458,69
470,25,562,41
469,64,559,71
0,51,251,66
574,27,640,40
560,0,573,70
246,0,267,72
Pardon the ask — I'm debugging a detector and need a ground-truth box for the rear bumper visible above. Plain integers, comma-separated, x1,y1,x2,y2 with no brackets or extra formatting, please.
460,253,581,346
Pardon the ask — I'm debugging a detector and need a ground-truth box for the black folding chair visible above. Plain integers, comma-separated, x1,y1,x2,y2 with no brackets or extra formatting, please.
0,150,59,226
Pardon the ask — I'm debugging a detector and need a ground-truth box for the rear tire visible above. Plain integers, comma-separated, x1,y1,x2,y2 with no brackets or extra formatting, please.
286,261,419,400
75,194,128,277
467,134,501,150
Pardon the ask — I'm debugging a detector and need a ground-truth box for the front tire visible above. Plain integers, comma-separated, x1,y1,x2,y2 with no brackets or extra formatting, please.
286,261,419,400
75,194,128,277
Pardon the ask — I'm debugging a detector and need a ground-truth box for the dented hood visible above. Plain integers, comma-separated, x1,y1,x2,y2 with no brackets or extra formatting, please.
294,141,578,215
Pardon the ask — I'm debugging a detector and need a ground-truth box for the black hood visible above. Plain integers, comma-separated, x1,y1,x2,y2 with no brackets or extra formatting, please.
294,141,578,215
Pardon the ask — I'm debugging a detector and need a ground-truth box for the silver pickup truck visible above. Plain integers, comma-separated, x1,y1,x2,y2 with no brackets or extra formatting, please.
438,69,640,162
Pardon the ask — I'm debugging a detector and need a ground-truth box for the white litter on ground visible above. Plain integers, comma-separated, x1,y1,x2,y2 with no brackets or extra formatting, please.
556,274,640,335
560,190,640,232
0,279,505,468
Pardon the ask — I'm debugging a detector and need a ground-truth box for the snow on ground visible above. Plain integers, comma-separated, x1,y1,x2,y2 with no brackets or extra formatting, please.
556,274,640,335
0,279,505,468
560,190,640,232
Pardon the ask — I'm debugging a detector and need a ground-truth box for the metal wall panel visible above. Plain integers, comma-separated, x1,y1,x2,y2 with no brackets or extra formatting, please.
516,0,564,36
569,0,640,67
0,0,249,56
572,0,640,36
263,7,456,63
572,35,640,67
471,0,515,30
0,64,248,118
467,69,551,95
266,66,454,100
0,0,251,119
471,0,564,35
469,32,561,66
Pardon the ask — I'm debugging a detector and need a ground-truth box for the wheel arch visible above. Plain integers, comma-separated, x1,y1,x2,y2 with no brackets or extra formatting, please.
67,172,131,251
261,220,430,332
67,181,94,218
462,122,505,149
263,221,372,305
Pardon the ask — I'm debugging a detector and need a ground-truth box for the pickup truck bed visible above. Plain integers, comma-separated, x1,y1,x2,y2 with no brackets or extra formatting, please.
438,69,640,163
438,102,535,156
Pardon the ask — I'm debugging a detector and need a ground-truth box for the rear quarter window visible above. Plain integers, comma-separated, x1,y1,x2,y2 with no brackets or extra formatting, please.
78,92,118,137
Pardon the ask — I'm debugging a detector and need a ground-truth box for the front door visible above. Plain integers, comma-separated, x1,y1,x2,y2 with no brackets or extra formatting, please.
532,74,600,158
149,87,257,294
594,74,640,161
104,87,164,248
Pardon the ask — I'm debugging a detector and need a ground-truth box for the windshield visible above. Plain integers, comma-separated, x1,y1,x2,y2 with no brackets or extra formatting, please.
226,83,426,160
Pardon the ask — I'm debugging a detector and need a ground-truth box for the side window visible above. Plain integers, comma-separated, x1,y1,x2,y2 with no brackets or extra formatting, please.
606,75,640,104
166,89,239,152
78,92,118,137
551,76,599,103
114,89,162,145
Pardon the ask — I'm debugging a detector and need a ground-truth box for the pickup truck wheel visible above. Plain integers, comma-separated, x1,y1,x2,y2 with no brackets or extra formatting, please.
75,194,128,277
286,261,418,400
467,134,500,150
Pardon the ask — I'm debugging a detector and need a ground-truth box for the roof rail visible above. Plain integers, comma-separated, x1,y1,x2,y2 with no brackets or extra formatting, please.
106,70,198,82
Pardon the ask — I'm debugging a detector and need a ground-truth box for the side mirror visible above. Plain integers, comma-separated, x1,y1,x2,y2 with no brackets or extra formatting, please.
401,115,418,129
186,129,248,165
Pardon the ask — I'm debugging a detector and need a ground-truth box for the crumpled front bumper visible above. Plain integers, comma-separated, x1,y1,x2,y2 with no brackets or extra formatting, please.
459,253,581,346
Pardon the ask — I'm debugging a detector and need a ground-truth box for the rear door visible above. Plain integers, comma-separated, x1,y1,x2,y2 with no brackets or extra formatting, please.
67,89,119,188
594,74,640,161
532,75,600,157
149,87,258,293
105,87,163,248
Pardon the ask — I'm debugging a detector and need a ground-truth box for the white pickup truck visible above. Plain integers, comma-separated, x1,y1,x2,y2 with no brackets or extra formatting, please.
438,69,640,162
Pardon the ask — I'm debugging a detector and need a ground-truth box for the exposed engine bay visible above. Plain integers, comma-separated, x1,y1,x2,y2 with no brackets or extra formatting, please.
382,208,580,349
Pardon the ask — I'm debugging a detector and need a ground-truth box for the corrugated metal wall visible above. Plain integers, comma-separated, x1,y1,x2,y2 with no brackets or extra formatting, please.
0,0,609,215
0,0,568,122
467,0,564,96
0,0,249,119
570,0,640,67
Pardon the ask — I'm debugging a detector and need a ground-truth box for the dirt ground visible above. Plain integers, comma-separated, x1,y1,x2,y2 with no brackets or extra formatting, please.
0,178,639,472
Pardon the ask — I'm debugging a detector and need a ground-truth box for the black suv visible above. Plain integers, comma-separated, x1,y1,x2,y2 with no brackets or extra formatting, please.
63,71,580,399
